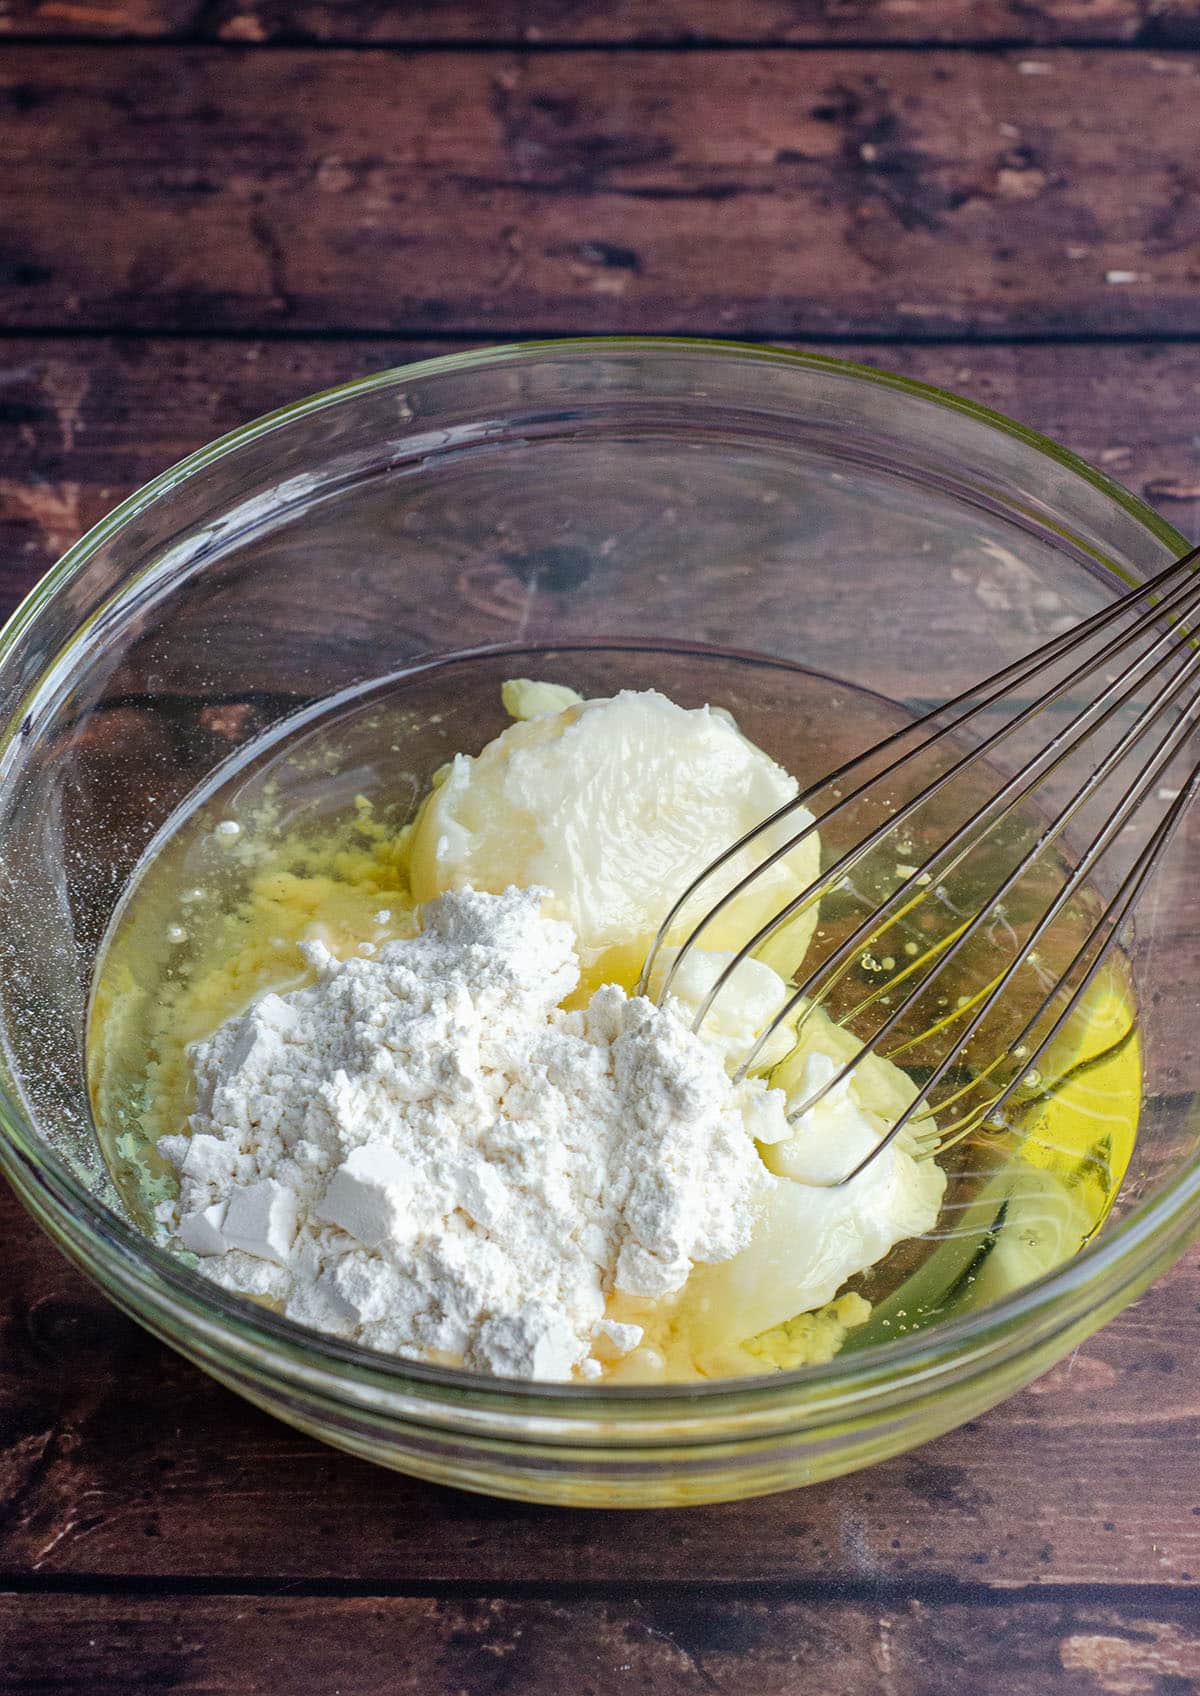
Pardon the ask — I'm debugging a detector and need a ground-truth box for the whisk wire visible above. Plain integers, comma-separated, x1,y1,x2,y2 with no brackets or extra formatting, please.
834,699,1200,1185
946,758,1200,1143
728,628,1200,1187
645,540,1200,1187
641,545,1200,1004
654,553,1200,1027
734,575,1200,1088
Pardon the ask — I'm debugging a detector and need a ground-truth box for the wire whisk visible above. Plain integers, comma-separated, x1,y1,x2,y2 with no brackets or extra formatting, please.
640,540,1200,1186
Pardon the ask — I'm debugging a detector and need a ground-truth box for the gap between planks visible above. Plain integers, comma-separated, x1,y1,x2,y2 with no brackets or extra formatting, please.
0,34,1194,51
4,328,1200,347
3,1574,1200,1605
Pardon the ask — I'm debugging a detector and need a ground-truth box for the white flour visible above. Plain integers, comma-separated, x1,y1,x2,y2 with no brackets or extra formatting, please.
156,886,788,1380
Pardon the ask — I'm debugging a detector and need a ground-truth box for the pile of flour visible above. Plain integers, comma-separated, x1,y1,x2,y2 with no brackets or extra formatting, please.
156,886,789,1380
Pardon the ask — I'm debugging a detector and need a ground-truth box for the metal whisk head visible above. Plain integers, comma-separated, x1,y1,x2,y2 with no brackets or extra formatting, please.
641,541,1200,1186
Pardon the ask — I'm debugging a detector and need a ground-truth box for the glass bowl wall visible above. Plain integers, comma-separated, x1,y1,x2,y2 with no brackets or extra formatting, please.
0,340,1195,1505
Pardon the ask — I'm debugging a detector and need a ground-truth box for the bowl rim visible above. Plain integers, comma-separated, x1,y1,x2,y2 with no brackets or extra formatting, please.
0,334,1195,1418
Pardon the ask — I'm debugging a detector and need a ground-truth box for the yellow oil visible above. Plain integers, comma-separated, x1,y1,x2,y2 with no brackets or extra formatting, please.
87,654,1142,1381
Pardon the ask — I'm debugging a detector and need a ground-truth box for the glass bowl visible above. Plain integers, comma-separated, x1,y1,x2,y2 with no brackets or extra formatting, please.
0,338,1197,1508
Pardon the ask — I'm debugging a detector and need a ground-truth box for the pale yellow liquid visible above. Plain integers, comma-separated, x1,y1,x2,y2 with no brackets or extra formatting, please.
88,655,1142,1380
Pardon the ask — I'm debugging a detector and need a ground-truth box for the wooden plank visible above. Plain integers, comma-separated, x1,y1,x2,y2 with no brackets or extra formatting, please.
3,1179,1200,1585
1,50,1199,336
1,337,1197,601
1,0,1194,46
7,1591,1200,1696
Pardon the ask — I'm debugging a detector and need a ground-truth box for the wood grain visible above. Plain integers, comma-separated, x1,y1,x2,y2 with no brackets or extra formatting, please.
3,0,1198,45
3,1179,1200,1586
6,1589,1200,1694
2,49,1199,336
1,337,1196,602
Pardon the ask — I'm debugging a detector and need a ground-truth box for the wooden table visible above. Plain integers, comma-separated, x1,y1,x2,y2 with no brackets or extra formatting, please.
3,5,1200,1690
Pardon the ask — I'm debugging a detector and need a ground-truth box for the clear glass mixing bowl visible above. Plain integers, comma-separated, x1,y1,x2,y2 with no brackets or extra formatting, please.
0,339,1197,1507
